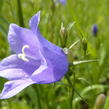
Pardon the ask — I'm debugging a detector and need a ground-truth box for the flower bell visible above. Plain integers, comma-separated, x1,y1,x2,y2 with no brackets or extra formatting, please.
0,11,68,99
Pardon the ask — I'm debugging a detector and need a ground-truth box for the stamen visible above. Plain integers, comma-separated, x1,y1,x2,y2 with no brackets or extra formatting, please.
22,45,29,55
18,45,30,62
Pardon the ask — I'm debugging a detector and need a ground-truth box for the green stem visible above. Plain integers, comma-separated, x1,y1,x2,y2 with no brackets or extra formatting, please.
71,59,99,66
0,100,2,109
66,73,88,109
45,92,50,109
65,74,74,109
35,85,42,109
17,0,24,27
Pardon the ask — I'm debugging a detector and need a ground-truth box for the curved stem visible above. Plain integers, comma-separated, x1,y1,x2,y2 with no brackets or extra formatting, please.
73,85,109,108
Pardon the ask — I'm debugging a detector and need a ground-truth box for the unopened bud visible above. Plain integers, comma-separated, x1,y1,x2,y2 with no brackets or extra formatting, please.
82,39,87,54
60,23,68,47
94,93,106,109
92,24,98,37
60,26,67,38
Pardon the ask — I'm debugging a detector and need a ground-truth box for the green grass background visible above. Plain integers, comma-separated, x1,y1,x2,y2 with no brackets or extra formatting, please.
0,0,109,109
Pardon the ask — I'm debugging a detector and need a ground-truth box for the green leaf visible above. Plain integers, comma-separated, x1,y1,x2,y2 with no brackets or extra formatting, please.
67,21,76,32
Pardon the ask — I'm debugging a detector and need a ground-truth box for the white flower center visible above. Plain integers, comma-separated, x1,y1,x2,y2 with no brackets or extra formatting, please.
18,45,30,62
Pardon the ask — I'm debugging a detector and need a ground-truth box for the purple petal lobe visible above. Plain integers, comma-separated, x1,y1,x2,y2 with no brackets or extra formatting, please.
37,30,65,56
29,11,40,34
8,24,41,59
32,53,68,84
44,48,68,81
0,55,40,80
0,69,28,80
0,78,34,99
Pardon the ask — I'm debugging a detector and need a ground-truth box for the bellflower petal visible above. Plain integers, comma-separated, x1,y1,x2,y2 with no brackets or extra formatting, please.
0,79,34,99
37,30,65,56
32,66,55,84
32,58,67,83
0,55,40,80
0,69,27,80
32,48,68,83
8,24,42,59
29,11,40,34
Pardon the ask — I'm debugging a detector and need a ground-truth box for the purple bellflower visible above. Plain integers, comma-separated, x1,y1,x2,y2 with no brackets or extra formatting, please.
0,11,68,99
59,0,66,5
54,0,66,5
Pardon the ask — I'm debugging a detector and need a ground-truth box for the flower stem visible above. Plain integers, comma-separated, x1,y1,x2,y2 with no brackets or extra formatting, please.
17,0,24,27
34,85,42,109
65,74,75,109
0,100,2,109
70,59,99,66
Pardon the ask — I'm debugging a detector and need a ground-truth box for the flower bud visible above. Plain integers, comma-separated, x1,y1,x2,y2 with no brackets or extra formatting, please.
60,25,67,38
92,24,98,37
59,0,66,5
60,23,67,47
82,39,87,54
94,93,106,109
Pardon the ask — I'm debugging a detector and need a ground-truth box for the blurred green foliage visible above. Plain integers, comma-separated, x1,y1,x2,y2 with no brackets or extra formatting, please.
0,0,109,109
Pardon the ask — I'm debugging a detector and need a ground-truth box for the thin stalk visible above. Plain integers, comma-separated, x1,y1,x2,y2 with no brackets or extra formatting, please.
0,100,2,109
17,0,24,27
45,91,50,109
65,74,74,109
34,85,42,109
72,71,75,109
72,59,99,66
66,74,88,109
